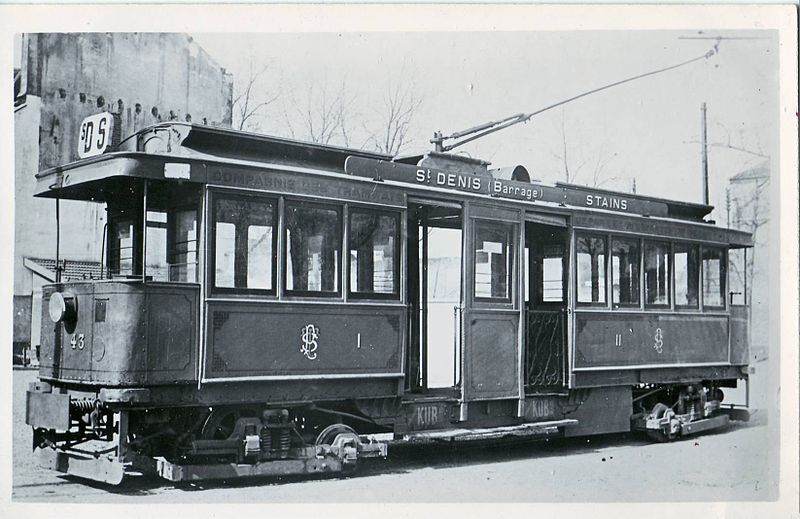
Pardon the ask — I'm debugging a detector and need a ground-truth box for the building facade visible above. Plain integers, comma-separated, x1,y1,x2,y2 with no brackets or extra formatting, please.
14,33,233,364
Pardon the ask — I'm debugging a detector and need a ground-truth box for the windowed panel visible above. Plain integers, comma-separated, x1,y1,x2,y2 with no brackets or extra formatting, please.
611,237,640,306
285,202,341,295
213,196,276,291
348,210,399,297
702,247,726,308
674,242,699,308
474,221,514,301
109,220,134,276
644,241,670,306
576,234,606,304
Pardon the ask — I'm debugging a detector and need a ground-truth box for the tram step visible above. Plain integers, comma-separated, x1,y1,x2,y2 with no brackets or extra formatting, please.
400,419,578,443
680,414,730,436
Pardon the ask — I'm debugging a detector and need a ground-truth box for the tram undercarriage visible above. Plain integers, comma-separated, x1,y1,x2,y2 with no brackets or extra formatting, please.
28,378,749,485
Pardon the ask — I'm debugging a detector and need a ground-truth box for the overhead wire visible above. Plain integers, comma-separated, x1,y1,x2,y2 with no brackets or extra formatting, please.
441,42,720,152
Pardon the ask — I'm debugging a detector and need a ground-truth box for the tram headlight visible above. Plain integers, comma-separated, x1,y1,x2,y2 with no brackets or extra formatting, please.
49,292,77,324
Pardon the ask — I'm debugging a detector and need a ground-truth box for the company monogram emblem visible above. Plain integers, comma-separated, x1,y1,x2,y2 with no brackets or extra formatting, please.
653,327,664,354
300,324,319,360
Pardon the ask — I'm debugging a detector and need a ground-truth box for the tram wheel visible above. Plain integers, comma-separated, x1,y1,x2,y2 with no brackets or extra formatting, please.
200,408,242,440
646,403,677,443
315,423,358,446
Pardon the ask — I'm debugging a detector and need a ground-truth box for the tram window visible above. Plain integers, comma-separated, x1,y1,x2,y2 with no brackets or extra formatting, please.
728,248,747,305
674,242,700,308
542,254,564,302
702,247,726,308
109,219,135,276
576,234,606,305
145,209,198,282
146,211,169,281
348,210,399,298
532,243,564,304
474,221,514,301
170,209,198,282
285,202,342,295
213,196,276,292
644,240,670,307
611,237,640,306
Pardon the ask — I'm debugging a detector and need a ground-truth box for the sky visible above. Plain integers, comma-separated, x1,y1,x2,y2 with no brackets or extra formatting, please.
191,30,777,221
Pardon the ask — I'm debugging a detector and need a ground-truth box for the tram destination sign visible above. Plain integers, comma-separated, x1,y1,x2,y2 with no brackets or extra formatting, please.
344,156,669,217
345,156,492,196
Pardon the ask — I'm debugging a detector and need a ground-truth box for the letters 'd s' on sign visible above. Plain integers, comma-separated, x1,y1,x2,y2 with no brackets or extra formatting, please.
78,112,114,159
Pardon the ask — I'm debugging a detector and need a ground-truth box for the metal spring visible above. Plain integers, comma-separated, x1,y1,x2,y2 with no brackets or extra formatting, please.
270,428,291,452
70,399,95,415
259,427,272,453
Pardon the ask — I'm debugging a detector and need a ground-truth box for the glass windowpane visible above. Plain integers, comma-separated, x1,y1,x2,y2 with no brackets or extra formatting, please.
703,247,726,308
110,220,134,276
169,209,198,283
285,203,341,294
675,243,699,307
474,221,513,300
214,197,275,290
644,241,670,306
146,211,168,281
612,238,640,306
576,234,606,304
349,211,398,296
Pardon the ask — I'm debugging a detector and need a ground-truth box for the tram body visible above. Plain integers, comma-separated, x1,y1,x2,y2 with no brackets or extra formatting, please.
26,121,753,484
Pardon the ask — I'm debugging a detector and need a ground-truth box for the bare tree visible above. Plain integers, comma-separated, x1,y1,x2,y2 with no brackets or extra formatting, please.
283,80,356,146
550,109,618,187
232,60,280,132
366,80,423,155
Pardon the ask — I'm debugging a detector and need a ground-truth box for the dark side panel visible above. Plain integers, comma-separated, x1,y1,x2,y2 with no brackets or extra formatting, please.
205,302,404,379
574,312,729,368
562,386,632,436
463,310,519,400
39,282,198,386
729,305,750,365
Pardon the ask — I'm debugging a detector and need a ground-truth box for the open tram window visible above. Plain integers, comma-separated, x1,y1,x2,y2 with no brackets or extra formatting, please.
702,246,726,309
728,248,747,306
145,211,169,281
611,237,640,307
169,209,198,282
109,218,135,277
285,201,342,296
576,233,607,305
644,240,670,307
473,220,514,302
213,195,277,292
674,242,700,308
145,209,199,282
348,209,399,299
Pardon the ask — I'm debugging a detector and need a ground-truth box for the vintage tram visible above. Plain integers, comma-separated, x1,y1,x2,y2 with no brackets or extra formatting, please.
26,118,753,484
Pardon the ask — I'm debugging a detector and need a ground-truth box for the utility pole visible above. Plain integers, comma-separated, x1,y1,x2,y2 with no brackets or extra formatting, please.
701,102,709,205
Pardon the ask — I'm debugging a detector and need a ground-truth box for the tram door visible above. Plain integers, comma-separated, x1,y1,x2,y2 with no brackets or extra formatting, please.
406,201,464,392
461,204,522,402
524,214,569,391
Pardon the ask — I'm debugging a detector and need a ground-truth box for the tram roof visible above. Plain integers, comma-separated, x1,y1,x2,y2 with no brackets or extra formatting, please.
34,122,752,247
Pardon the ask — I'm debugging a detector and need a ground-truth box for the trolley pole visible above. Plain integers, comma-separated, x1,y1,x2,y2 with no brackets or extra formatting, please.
701,102,709,205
